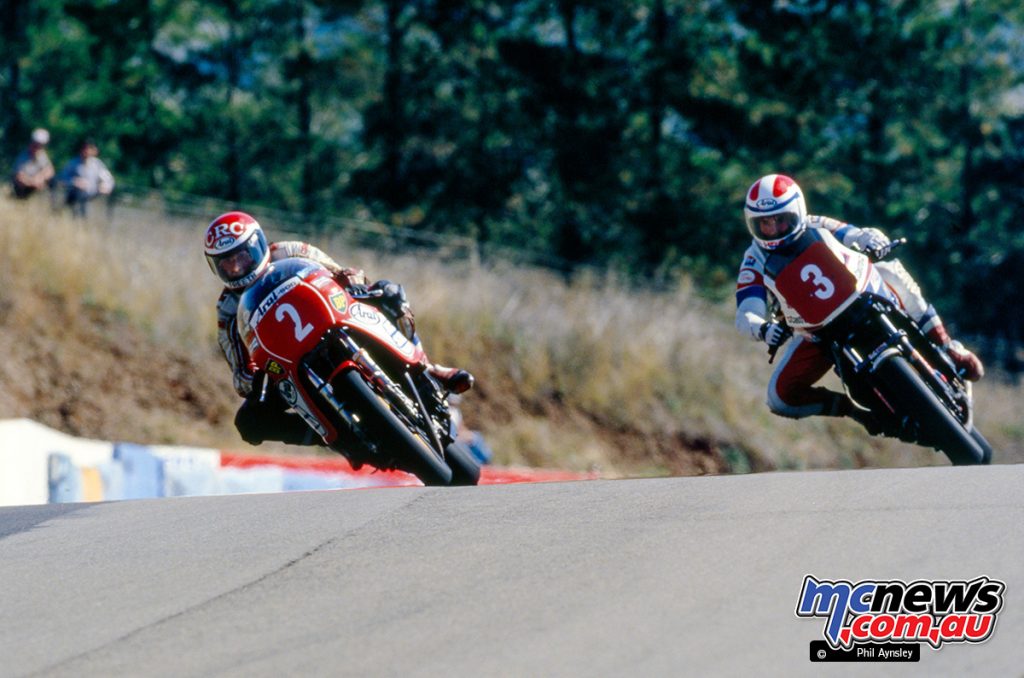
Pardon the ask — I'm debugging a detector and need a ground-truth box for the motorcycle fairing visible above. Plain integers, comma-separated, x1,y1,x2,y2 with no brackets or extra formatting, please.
344,303,418,360
766,229,872,330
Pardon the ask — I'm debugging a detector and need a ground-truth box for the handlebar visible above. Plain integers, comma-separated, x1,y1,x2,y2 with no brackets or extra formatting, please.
349,289,385,301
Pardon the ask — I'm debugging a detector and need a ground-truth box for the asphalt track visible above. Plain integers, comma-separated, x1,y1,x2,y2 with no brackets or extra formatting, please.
0,465,1020,677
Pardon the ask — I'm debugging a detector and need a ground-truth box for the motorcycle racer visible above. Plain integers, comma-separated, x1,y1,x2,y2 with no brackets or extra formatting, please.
734,174,983,434
204,210,474,447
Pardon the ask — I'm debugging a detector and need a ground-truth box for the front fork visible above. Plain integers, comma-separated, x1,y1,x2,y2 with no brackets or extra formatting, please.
305,331,448,454
840,314,971,426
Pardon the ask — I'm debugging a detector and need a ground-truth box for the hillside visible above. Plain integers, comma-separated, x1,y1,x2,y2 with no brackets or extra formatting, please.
1,196,1021,475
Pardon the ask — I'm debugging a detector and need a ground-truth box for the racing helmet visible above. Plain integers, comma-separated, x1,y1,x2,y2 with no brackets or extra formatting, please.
743,174,807,250
203,211,270,289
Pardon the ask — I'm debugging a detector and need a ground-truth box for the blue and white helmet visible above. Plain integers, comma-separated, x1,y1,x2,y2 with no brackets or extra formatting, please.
743,174,807,250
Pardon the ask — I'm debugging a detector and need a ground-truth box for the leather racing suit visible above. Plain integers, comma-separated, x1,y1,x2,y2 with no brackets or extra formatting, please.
734,216,944,419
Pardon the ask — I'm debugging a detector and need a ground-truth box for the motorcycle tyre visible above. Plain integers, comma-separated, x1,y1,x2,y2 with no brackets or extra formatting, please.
336,370,453,486
444,441,481,486
969,427,994,465
874,357,989,466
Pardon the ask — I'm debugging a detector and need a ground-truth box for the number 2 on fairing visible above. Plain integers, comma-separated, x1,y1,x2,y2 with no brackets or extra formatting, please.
275,303,314,341
800,264,836,300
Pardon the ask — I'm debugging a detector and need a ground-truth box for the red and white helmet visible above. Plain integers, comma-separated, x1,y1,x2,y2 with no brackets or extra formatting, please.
743,174,807,250
203,211,270,289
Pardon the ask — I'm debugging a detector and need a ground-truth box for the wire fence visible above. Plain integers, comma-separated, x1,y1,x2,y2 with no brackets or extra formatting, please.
110,183,583,273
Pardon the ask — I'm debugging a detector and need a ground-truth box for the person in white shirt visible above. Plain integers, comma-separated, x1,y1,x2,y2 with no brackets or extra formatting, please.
56,138,115,217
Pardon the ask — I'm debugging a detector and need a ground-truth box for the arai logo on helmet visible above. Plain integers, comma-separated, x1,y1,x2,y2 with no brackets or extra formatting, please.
756,198,779,209
205,221,250,248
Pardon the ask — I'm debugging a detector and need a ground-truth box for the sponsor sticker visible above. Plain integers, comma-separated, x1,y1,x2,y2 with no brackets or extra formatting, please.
278,378,298,405
344,303,415,357
266,360,284,375
738,269,756,285
249,278,301,328
330,292,348,313
348,303,381,325
277,377,327,437
205,221,248,248
797,575,1006,662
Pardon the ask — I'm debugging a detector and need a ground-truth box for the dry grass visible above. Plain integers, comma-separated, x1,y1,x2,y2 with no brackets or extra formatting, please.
0,198,213,352
2,194,1021,473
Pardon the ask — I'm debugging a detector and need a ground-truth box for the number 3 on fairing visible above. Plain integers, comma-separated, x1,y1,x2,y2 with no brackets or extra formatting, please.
275,303,314,340
800,264,835,300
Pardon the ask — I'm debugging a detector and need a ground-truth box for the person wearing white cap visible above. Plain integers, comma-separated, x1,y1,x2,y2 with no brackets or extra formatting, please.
11,128,55,199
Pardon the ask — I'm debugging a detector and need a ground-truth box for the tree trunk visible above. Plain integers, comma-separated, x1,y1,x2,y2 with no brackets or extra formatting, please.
1,0,28,157
383,0,404,206
225,0,243,204
957,0,976,235
293,3,315,217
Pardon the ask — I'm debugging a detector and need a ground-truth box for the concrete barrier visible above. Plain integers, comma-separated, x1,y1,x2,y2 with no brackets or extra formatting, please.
113,443,165,500
48,453,82,503
0,419,113,506
1,419,597,506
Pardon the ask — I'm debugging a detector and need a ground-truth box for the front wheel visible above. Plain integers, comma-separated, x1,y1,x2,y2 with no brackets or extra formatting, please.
444,441,481,486
873,357,989,465
969,427,994,465
334,370,453,485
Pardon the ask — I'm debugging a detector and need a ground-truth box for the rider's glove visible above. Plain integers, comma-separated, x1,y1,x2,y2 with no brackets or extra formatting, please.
758,322,791,348
233,369,255,397
848,227,890,253
370,280,415,339
371,280,408,315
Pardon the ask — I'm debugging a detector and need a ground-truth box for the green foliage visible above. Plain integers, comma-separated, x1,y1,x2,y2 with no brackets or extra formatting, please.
2,0,1023,355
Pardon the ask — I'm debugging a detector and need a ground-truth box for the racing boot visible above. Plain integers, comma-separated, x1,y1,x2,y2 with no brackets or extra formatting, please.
926,322,984,382
428,363,475,394
833,394,916,442
235,397,317,446
832,394,886,436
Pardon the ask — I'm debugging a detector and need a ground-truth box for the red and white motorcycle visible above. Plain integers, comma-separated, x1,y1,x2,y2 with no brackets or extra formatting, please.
765,236,991,465
237,257,480,485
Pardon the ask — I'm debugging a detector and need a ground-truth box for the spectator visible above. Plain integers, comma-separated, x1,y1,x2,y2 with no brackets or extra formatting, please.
56,138,115,217
11,128,55,199
448,394,493,464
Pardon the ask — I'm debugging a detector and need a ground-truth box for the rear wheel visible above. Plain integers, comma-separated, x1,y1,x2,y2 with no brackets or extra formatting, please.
334,370,452,485
444,441,481,486
873,357,989,465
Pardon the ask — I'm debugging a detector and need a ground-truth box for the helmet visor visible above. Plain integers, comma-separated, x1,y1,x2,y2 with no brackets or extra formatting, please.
207,232,267,286
749,212,799,240
215,248,255,282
